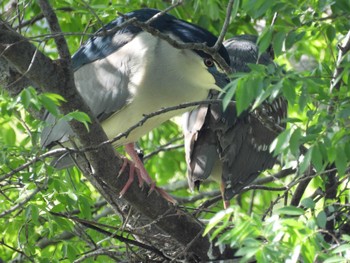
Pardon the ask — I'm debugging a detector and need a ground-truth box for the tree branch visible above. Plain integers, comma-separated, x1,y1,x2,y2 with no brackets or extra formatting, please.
38,0,71,60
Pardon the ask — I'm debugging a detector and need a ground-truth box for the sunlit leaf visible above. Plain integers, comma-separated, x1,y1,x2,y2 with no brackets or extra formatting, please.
276,206,304,216
204,208,234,236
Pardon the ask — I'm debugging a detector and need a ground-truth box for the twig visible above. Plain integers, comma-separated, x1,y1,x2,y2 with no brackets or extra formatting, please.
0,148,68,182
74,247,124,263
0,239,32,262
0,184,42,218
329,30,350,110
145,0,183,25
290,166,315,206
49,211,171,260
212,0,234,52
144,144,183,160
243,185,287,192
38,0,71,60
253,168,295,185
80,0,105,33
13,7,74,30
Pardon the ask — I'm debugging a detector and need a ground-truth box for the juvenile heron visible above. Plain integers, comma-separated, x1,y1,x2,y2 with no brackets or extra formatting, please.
41,8,230,198
183,35,287,208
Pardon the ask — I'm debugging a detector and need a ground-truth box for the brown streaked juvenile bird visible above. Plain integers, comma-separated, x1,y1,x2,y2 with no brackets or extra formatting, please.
183,35,287,208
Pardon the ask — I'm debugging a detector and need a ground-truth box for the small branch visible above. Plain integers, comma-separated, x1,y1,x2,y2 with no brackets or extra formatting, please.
37,205,111,249
290,166,315,206
13,7,74,30
0,184,43,218
0,239,32,262
144,142,183,161
0,148,68,182
38,0,71,61
79,0,105,33
243,185,287,192
74,247,123,263
328,30,350,111
253,168,295,185
177,190,221,204
50,211,171,260
145,0,183,25
212,0,234,51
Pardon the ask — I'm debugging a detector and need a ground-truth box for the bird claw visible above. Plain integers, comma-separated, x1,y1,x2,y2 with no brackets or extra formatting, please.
117,157,176,204
118,158,144,198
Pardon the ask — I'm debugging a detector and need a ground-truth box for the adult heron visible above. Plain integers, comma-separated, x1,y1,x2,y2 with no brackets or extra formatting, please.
41,8,230,198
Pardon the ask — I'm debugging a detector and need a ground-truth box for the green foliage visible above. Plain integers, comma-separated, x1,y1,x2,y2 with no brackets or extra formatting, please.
205,205,350,262
1,0,350,262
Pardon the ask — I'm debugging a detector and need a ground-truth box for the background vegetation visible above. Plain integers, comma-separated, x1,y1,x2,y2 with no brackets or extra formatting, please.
1,0,350,262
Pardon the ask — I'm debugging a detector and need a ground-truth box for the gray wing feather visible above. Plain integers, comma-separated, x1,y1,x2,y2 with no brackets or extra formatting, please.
41,32,134,148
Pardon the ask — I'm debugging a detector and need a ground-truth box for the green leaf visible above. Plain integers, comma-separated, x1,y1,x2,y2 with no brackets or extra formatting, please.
311,144,324,172
285,31,305,50
64,111,91,131
258,27,273,54
64,243,78,262
235,243,260,259
235,75,263,115
332,244,350,254
247,63,266,73
335,145,347,176
203,208,234,236
341,234,350,242
325,25,336,42
289,127,302,156
316,211,327,228
2,126,16,146
25,204,39,224
299,148,312,175
300,198,315,209
222,79,238,110
324,256,348,263
285,30,297,50
67,191,78,202
231,0,240,19
40,95,60,116
276,206,304,216
270,128,293,155
20,88,32,109
78,196,92,219
273,31,286,57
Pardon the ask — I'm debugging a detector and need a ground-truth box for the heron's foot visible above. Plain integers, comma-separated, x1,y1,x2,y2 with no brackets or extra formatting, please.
117,157,176,204
118,158,143,197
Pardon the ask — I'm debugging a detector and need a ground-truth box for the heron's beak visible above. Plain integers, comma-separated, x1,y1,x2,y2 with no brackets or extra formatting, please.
208,66,230,91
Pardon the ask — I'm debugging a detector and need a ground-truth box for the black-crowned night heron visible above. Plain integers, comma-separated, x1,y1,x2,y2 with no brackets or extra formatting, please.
183,35,287,208
41,8,230,198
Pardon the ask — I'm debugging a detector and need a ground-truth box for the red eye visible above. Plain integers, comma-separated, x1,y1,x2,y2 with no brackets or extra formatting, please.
204,58,214,67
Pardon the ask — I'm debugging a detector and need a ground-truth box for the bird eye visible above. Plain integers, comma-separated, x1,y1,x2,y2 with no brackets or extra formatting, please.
204,58,214,67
